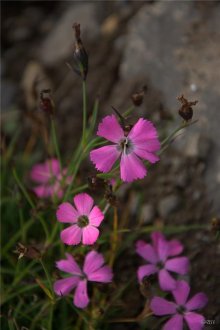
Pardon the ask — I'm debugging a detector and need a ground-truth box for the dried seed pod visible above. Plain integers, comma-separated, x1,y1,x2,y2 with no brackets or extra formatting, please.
177,95,198,121
88,175,106,191
14,243,41,260
39,89,54,115
211,217,220,233
104,183,118,206
131,85,147,106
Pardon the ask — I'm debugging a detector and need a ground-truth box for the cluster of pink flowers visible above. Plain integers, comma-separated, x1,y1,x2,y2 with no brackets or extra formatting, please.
30,158,71,199
136,232,208,330
29,115,208,326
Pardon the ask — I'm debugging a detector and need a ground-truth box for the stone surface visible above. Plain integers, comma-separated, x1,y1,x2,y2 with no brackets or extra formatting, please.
158,195,180,218
120,1,220,213
38,3,100,65
140,203,155,224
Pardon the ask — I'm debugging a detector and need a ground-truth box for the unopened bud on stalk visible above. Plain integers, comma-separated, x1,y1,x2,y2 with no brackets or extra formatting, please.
39,89,54,115
131,86,147,106
72,23,88,80
177,95,198,121
14,242,41,260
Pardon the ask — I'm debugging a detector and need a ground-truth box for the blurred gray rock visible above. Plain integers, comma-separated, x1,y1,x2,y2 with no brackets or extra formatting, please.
1,79,16,111
38,3,100,65
158,195,180,218
140,203,155,224
120,0,220,213
184,133,212,160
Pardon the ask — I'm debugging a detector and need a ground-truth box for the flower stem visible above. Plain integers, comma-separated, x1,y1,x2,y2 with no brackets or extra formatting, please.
51,117,62,170
39,258,55,301
82,80,87,148
109,207,118,267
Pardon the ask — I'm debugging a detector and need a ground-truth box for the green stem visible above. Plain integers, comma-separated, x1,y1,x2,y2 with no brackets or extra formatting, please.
39,258,55,301
82,80,87,147
51,117,62,170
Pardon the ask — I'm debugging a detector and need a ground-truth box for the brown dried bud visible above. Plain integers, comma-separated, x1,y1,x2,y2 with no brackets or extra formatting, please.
72,23,88,80
88,175,106,191
177,95,198,121
39,89,54,115
131,86,147,106
14,243,41,260
104,183,118,206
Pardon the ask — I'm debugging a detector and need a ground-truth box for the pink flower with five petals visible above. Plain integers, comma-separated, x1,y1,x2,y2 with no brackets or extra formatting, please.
56,193,104,245
90,115,160,182
54,251,113,309
150,280,208,330
136,232,189,291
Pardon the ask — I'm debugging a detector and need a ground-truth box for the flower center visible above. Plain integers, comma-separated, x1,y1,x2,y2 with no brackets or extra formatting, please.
118,137,133,154
156,261,164,270
176,305,186,315
77,215,89,228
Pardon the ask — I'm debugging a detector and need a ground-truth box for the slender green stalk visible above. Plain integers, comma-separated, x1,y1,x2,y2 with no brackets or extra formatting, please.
51,118,62,170
39,258,55,301
82,80,87,147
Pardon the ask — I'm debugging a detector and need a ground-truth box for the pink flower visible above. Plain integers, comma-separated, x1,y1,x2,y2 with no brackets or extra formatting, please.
57,193,104,245
30,158,71,199
150,280,208,330
90,115,160,182
54,251,113,308
136,232,189,291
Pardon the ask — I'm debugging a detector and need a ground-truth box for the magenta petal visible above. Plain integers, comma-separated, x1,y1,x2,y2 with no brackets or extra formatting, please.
83,251,104,275
45,158,60,175
33,185,49,198
120,152,146,182
88,206,104,227
168,239,184,257
30,164,50,183
172,280,190,305
74,193,94,215
133,147,160,163
186,293,208,311
184,312,205,330
163,314,183,330
165,257,189,275
150,297,177,316
136,241,158,264
56,253,82,275
159,269,177,291
128,118,159,142
87,265,113,283
97,115,124,143
82,226,99,245
137,264,157,282
90,145,120,173
53,277,79,296
157,237,169,261
60,225,82,245
151,232,165,250
56,202,78,223
74,280,89,309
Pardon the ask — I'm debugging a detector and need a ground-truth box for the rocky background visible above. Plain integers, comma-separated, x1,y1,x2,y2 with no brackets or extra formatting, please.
1,1,220,328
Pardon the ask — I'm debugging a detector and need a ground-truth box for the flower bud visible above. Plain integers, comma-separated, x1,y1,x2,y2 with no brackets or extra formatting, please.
72,23,88,80
177,95,198,121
